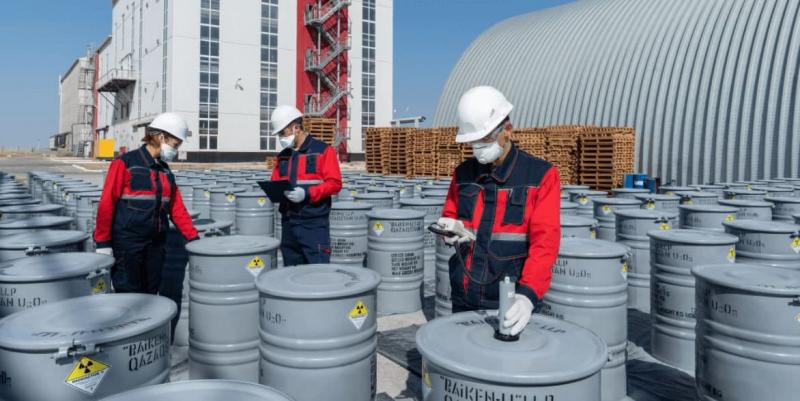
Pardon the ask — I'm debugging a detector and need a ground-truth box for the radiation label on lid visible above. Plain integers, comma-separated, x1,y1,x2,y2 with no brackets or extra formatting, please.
257,197,267,207
64,357,110,395
246,256,266,277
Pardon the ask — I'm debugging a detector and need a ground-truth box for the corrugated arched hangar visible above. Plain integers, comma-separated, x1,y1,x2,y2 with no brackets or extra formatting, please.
434,0,800,184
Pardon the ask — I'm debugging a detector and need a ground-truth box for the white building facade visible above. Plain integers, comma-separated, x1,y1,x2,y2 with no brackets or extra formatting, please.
96,0,392,161
57,56,95,155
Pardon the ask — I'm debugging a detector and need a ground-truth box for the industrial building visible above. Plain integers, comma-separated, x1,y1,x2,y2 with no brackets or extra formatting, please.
91,0,392,161
55,55,96,156
434,0,800,184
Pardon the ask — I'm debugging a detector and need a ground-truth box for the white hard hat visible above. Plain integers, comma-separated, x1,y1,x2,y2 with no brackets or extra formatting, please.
270,105,303,136
455,86,514,143
149,112,189,142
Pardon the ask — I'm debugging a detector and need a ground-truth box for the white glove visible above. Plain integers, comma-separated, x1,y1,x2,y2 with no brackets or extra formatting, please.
437,217,476,245
504,294,534,336
95,247,113,257
284,187,306,203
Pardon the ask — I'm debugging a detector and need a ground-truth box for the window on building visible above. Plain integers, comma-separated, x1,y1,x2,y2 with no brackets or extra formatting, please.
259,0,279,151
199,0,220,150
361,0,376,128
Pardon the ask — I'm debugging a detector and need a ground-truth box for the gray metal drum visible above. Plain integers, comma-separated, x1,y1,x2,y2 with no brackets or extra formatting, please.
678,204,739,232
256,265,381,401
611,188,650,199
674,191,719,206
0,215,74,237
542,238,630,401
752,185,794,197
592,198,641,240
717,199,773,221
417,312,608,401
169,217,232,348
570,190,608,217
795,213,800,224
0,253,113,317
434,235,455,317
74,192,102,251
692,264,800,401
764,196,800,222
329,201,373,267
693,184,726,195
400,198,446,283
658,185,694,195
615,209,677,312
192,185,218,219
0,294,176,401
635,193,681,212
0,198,40,208
366,208,426,315
723,189,767,201
561,215,598,239
63,187,100,218
421,189,449,201
723,219,800,270
561,201,579,216
562,184,590,195
99,380,295,401
0,204,63,221
235,192,274,236
336,186,355,201
186,235,279,381
647,229,738,372
209,187,247,233
354,192,395,209
0,230,88,262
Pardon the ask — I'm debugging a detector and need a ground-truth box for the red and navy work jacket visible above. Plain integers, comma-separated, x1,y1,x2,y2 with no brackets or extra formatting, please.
94,145,197,248
442,143,561,309
270,135,342,220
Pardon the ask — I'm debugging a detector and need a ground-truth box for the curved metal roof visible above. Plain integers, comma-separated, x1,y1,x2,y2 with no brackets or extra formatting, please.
434,0,800,184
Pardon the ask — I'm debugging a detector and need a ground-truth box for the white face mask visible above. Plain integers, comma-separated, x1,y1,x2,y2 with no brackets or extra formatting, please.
279,134,296,149
160,142,177,161
471,140,504,164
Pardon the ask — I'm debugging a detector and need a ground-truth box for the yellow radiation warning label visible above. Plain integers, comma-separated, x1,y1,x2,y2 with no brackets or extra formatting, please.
64,357,110,395
257,197,267,207
246,256,266,277
226,194,236,203
645,201,656,210
372,222,385,236
791,237,800,253
621,261,628,280
601,205,612,215
728,247,736,263
422,360,432,389
91,277,107,295
725,214,735,222
660,222,671,231
348,300,369,330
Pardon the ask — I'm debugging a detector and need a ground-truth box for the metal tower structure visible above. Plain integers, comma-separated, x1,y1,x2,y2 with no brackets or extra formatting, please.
303,0,351,159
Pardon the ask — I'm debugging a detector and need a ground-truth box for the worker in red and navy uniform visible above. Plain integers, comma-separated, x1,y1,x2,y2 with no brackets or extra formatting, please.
269,105,342,265
439,86,561,336
94,112,198,298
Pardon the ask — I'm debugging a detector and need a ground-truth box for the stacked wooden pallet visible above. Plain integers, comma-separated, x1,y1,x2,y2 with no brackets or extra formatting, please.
408,128,439,177
513,128,548,159
546,125,582,185
387,127,410,176
364,127,384,173
579,127,636,191
436,127,464,178
304,117,337,146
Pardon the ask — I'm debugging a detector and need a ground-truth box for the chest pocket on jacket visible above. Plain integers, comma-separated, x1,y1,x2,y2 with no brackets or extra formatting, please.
456,183,482,221
128,166,153,191
278,157,290,177
305,154,318,174
502,186,528,225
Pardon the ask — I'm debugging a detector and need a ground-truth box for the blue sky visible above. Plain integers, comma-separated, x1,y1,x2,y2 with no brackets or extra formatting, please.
0,0,575,149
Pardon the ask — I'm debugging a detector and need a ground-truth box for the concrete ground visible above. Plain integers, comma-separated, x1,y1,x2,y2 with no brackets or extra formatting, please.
0,153,422,400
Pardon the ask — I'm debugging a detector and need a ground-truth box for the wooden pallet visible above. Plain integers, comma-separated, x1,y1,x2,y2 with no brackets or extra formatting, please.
578,126,635,190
